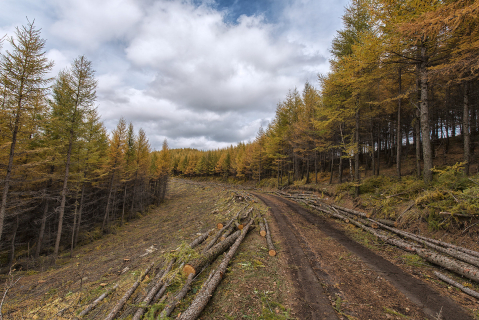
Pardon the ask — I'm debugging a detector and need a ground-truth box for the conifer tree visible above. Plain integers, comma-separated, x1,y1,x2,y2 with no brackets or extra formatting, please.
0,21,53,242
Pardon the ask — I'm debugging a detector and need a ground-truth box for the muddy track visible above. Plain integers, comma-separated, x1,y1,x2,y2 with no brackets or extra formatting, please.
255,193,473,320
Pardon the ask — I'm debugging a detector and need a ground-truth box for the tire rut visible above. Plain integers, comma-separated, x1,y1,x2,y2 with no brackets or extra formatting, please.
257,193,474,320
255,193,339,320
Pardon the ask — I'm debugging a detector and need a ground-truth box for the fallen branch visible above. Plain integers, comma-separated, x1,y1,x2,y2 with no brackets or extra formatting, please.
104,262,154,320
178,218,255,320
78,283,119,317
434,271,479,299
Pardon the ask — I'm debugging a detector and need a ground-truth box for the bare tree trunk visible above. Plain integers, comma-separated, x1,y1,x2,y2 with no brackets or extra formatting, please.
419,46,433,183
54,130,74,257
74,183,84,247
370,122,376,176
9,216,19,266
102,171,116,232
36,200,48,258
355,108,360,197
0,110,22,243
464,81,471,176
397,67,402,179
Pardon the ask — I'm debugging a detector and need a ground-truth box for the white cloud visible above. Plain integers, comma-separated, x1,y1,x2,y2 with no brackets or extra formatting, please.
49,0,143,51
1,0,344,150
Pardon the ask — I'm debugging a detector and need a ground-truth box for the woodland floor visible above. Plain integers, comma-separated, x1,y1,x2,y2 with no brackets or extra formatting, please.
1,176,479,319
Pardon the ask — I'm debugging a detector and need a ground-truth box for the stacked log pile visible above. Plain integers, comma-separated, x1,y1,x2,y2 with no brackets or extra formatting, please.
273,190,479,300
76,191,272,319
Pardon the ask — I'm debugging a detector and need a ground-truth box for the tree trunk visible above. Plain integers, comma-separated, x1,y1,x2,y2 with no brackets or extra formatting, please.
74,184,85,247
464,81,471,176
419,46,433,183
370,122,376,176
184,230,241,275
54,129,74,257
9,216,19,266
177,219,254,320
102,171,116,232
397,67,402,179
0,108,22,243
36,200,48,258
355,107,360,197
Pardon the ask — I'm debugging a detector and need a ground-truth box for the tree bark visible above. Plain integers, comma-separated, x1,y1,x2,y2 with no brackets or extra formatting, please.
264,217,276,256
464,81,471,176
355,107,360,197
54,129,74,257
184,230,241,275
397,67,402,179
104,262,155,320
177,218,254,320
419,45,433,183
35,200,48,258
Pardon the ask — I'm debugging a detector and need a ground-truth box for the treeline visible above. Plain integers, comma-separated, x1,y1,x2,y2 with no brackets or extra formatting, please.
172,0,479,192
0,22,170,266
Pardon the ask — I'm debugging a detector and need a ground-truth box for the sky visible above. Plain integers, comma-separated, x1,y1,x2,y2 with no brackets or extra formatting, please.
0,0,350,150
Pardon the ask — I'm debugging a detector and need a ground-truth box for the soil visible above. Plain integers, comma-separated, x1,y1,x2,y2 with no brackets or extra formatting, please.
254,193,475,320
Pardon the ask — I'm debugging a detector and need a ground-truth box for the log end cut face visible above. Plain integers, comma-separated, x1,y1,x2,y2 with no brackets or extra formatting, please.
268,250,277,257
183,264,196,276
260,230,266,237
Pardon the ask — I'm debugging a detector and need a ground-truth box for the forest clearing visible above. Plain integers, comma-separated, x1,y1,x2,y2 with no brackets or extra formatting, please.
1,175,479,319
2,0,479,319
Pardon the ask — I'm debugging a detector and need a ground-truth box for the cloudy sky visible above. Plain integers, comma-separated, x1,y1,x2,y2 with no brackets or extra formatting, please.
1,0,350,150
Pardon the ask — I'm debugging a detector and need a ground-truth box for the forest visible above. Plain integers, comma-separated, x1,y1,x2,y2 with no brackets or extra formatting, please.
1,0,479,268
0,23,171,267
171,0,479,195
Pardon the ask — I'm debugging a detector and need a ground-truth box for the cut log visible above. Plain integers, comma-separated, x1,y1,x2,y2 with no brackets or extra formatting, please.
104,262,154,320
434,271,479,299
235,221,244,230
178,218,255,320
220,228,234,241
131,260,174,320
159,273,195,318
263,218,276,256
416,248,479,283
184,230,241,275
373,220,479,267
202,205,247,254
78,283,119,317
189,228,214,249
259,218,266,237
216,223,224,230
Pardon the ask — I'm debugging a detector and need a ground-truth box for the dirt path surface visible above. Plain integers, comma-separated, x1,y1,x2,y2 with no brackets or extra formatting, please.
255,193,474,320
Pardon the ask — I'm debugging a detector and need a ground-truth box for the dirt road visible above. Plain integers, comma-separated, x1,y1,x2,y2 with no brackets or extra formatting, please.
255,193,474,320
